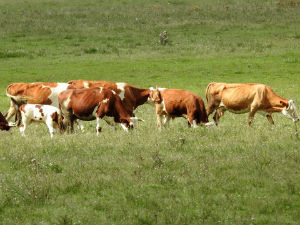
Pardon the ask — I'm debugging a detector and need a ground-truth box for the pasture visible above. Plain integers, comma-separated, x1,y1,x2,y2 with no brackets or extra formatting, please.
0,0,299,224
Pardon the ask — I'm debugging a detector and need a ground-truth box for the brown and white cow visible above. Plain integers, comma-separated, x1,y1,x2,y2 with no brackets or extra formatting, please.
58,87,140,135
67,79,151,116
5,82,70,125
149,87,212,128
19,104,63,138
0,111,11,131
205,82,299,125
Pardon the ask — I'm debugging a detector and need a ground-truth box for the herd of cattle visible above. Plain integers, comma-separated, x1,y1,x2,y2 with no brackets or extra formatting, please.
0,79,299,138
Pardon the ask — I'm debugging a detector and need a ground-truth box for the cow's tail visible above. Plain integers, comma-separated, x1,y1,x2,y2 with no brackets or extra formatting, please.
205,82,216,103
6,93,33,104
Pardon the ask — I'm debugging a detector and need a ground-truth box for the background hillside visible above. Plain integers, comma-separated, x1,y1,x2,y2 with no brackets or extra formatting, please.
0,0,299,224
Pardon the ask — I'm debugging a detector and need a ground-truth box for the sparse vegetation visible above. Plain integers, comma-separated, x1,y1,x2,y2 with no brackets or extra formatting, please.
0,0,299,224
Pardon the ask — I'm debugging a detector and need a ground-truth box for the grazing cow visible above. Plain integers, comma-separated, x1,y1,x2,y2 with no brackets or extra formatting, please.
0,111,11,131
5,82,70,125
58,87,140,135
205,82,299,125
67,79,151,116
19,104,63,138
149,87,212,128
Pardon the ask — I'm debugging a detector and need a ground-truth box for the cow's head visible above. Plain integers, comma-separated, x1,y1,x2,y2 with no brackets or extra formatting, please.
0,112,11,131
149,87,162,104
120,117,144,131
282,100,299,123
0,122,10,131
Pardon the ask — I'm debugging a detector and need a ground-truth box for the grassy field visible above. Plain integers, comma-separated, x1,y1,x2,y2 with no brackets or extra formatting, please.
0,0,299,224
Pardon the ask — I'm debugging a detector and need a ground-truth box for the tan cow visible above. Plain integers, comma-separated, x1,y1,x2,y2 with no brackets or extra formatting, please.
149,87,212,128
67,79,151,116
205,82,299,125
58,87,141,134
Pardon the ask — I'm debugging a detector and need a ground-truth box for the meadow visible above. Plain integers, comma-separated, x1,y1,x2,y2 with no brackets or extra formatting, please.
0,0,299,224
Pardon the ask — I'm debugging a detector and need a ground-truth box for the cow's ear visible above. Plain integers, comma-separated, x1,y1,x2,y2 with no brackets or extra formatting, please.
280,100,288,107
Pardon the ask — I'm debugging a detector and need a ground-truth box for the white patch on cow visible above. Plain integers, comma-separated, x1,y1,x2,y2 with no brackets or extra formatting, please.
121,123,129,132
162,99,166,112
63,96,71,109
92,104,100,118
116,82,126,100
83,82,89,88
102,98,109,103
112,90,116,95
205,121,215,127
43,83,70,107
99,87,103,94
191,120,197,128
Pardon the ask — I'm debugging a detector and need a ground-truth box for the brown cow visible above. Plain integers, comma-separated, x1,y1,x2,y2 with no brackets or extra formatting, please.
205,82,299,125
67,79,151,116
5,82,70,125
58,87,141,134
149,87,212,128
0,111,10,131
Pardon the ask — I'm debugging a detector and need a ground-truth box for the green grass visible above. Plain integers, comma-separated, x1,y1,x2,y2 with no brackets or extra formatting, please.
0,0,299,224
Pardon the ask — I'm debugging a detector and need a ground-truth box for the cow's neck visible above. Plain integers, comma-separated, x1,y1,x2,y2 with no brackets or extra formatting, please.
130,87,151,109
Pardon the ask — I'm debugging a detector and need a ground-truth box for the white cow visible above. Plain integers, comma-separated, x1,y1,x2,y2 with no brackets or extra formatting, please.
19,104,63,138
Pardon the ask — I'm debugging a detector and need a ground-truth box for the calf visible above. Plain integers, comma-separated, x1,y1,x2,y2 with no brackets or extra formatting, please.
58,87,140,135
205,82,299,125
19,104,63,138
149,87,212,128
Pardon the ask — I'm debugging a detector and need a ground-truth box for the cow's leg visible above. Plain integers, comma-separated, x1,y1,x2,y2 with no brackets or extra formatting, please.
266,114,275,125
156,114,163,129
213,108,225,125
206,103,216,117
187,113,198,128
5,100,17,122
75,119,85,132
96,117,102,136
46,118,55,138
162,115,171,127
20,116,29,137
248,107,258,126
63,110,74,133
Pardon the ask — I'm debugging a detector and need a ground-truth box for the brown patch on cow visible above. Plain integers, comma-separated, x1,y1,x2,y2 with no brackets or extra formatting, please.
51,112,58,123
19,104,26,112
39,118,42,120
35,105,42,109
97,127,102,133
